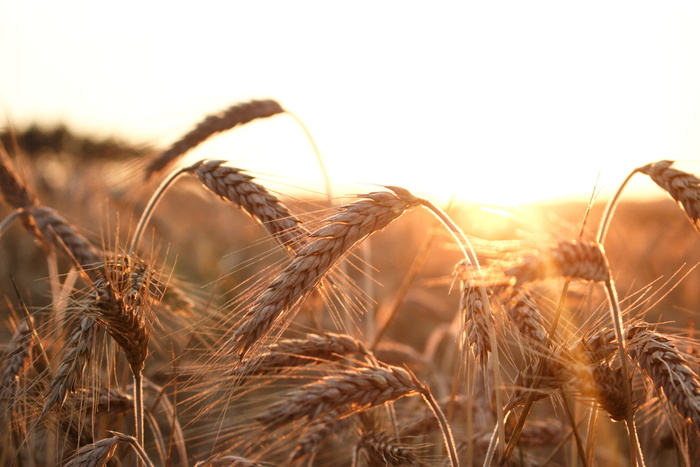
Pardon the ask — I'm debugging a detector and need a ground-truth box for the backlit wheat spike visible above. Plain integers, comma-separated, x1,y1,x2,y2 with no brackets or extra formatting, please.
87,284,149,374
43,316,96,416
576,326,620,365
505,239,609,287
586,363,630,422
517,419,567,449
193,159,310,253
231,332,370,379
637,160,700,232
628,328,700,431
26,205,104,282
0,145,42,239
505,291,548,348
357,430,419,466
63,435,123,467
0,316,33,409
0,145,37,209
83,257,158,373
64,386,134,416
63,431,153,467
289,409,352,464
570,326,638,422
226,187,423,359
505,354,572,412
256,365,424,430
145,98,285,178
455,260,493,368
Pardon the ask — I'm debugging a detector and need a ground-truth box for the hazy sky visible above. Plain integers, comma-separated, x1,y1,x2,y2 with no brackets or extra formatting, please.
2,2,699,205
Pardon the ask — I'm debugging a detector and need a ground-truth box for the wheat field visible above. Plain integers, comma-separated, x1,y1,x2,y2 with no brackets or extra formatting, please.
1,99,700,466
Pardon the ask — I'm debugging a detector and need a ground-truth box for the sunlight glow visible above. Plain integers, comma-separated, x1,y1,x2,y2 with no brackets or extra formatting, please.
1,2,699,207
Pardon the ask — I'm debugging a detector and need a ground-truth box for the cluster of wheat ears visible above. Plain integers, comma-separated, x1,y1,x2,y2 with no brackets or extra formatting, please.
1,99,699,466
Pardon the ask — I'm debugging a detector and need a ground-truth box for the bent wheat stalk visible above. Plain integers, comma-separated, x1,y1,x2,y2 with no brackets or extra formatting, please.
145,98,285,178
598,160,700,243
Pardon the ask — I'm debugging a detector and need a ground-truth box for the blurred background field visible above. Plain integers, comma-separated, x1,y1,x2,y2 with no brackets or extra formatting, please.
2,123,698,352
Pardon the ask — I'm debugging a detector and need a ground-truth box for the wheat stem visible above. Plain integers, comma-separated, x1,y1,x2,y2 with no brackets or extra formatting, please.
603,278,644,467
134,372,145,465
597,168,638,244
130,166,190,255
419,198,505,455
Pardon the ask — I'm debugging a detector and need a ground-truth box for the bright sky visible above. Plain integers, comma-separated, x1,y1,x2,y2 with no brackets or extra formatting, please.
1,2,699,206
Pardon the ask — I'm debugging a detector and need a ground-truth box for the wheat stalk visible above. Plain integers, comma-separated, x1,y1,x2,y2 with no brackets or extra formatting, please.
145,99,284,178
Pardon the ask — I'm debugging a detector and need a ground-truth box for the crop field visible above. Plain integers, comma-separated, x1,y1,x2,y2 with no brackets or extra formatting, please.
1,100,699,466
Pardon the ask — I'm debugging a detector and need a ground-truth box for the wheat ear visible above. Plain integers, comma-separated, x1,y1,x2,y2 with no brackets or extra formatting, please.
225,187,423,359
628,328,700,431
193,159,311,253
505,291,548,348
257,364,459,467
145,98,284,178
357,430,419,466
637,160,700,232
130,160,309,256
42,316,96,416
289,409,352,464
0,144,42,239
454,260,493,370
598,160,700,244
26,205,104,281
230,332,370,380
0,316,33,414
504,240,609,286
63,431,154,467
